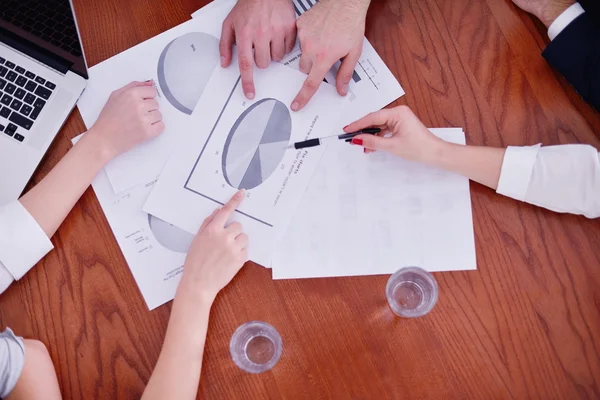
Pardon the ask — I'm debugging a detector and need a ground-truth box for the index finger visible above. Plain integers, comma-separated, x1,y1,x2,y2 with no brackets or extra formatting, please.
344,109,392,133
237,37,256,99
291,61,331,111
212,190,246,227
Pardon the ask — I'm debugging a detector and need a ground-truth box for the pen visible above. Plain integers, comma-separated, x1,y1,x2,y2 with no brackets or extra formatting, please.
285,128,381,150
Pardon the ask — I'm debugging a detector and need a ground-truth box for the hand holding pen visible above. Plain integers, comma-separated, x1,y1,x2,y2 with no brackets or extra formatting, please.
286,128,381,150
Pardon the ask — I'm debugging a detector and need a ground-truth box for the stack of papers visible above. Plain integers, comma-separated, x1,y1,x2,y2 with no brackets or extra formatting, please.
75,0,476,310
272,129,476,279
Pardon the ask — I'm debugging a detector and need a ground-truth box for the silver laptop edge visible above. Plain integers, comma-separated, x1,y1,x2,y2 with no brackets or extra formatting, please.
0,0,88,205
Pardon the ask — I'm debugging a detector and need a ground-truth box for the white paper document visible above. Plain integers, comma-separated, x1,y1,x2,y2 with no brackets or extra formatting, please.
143,61,348,266
272,129,477,279
77,8,233,194
72,136,189,310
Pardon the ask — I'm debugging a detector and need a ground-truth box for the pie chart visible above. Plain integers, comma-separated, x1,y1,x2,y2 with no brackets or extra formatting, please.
222,98,292,190
148,215,195,253
157,32,220,114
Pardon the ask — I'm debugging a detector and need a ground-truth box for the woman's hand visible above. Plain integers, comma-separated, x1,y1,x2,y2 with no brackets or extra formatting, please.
181,190,249,302
345,105,446,162
89,81,164,161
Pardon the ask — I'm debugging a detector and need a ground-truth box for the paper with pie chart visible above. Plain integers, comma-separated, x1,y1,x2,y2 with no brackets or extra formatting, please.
77,7,233,194
143,60,349,265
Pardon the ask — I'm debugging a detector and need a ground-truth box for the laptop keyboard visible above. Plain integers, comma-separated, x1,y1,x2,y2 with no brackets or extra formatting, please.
0,56,54,143
0,0,82,57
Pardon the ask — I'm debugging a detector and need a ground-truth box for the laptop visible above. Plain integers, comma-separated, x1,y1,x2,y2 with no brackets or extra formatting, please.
0,0,87,205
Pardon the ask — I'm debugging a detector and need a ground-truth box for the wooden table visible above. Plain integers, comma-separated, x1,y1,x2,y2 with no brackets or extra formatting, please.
1,0,599,398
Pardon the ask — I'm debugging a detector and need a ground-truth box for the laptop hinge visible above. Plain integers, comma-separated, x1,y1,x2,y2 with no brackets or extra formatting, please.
0,25,71,74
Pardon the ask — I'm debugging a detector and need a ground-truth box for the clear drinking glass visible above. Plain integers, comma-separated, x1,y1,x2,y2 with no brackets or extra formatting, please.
386,267,438,318
230,321,282,373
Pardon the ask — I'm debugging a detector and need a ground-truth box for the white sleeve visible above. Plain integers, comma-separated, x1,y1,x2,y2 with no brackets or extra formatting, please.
0,201,53,294
547,3,585,40
497,144,600,218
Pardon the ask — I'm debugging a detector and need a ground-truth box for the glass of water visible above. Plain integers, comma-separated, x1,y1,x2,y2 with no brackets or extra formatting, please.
230,321,282,374
386,267,438,318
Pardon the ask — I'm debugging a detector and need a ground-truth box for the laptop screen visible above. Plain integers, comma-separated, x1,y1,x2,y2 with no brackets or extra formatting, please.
0,0,87,78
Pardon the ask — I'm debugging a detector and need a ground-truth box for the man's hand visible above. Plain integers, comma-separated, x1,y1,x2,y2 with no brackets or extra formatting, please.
511,0,575,27
291,0,369,111
220,0,297,100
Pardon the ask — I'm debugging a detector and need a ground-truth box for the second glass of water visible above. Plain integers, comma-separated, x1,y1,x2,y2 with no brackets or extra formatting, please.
386,267,438,318
230,321,282,374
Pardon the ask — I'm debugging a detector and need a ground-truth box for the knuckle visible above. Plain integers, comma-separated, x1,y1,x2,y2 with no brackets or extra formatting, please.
397,105,410,114
256,26,268,39
239,57,253,72
304,79,318,92
315,51,328,64
227,240,237,251
239,26,253,39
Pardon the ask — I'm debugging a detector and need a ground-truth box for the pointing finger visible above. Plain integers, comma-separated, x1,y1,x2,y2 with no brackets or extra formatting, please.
237,37,256,99
291,61,330,111
212,190,245,227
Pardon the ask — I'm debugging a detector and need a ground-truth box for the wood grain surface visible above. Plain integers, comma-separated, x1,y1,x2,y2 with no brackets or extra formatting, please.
1,0,600,398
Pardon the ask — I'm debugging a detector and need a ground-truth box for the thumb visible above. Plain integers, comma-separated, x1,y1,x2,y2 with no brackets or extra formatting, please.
351,134,391,151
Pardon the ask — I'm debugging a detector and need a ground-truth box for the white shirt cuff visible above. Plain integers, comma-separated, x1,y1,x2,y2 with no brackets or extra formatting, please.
497,144,542,201
0,201,53,281
548,3,585,41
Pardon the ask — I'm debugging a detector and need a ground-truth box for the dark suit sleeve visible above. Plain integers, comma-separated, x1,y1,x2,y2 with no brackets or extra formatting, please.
542,13,600,111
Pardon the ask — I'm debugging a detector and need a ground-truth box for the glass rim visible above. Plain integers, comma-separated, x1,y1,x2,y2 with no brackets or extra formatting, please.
230,320,283,373
386,266,439,318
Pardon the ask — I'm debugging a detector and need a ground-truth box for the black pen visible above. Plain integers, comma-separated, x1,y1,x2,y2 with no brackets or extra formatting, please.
285,128,381,150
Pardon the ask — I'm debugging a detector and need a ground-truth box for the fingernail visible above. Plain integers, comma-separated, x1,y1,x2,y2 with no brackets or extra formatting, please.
247,92,255,100
220,56,226,67
343,125,349,130
237,189,245,198
351,138,363,146
363,148,367,154
291,101,299,111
